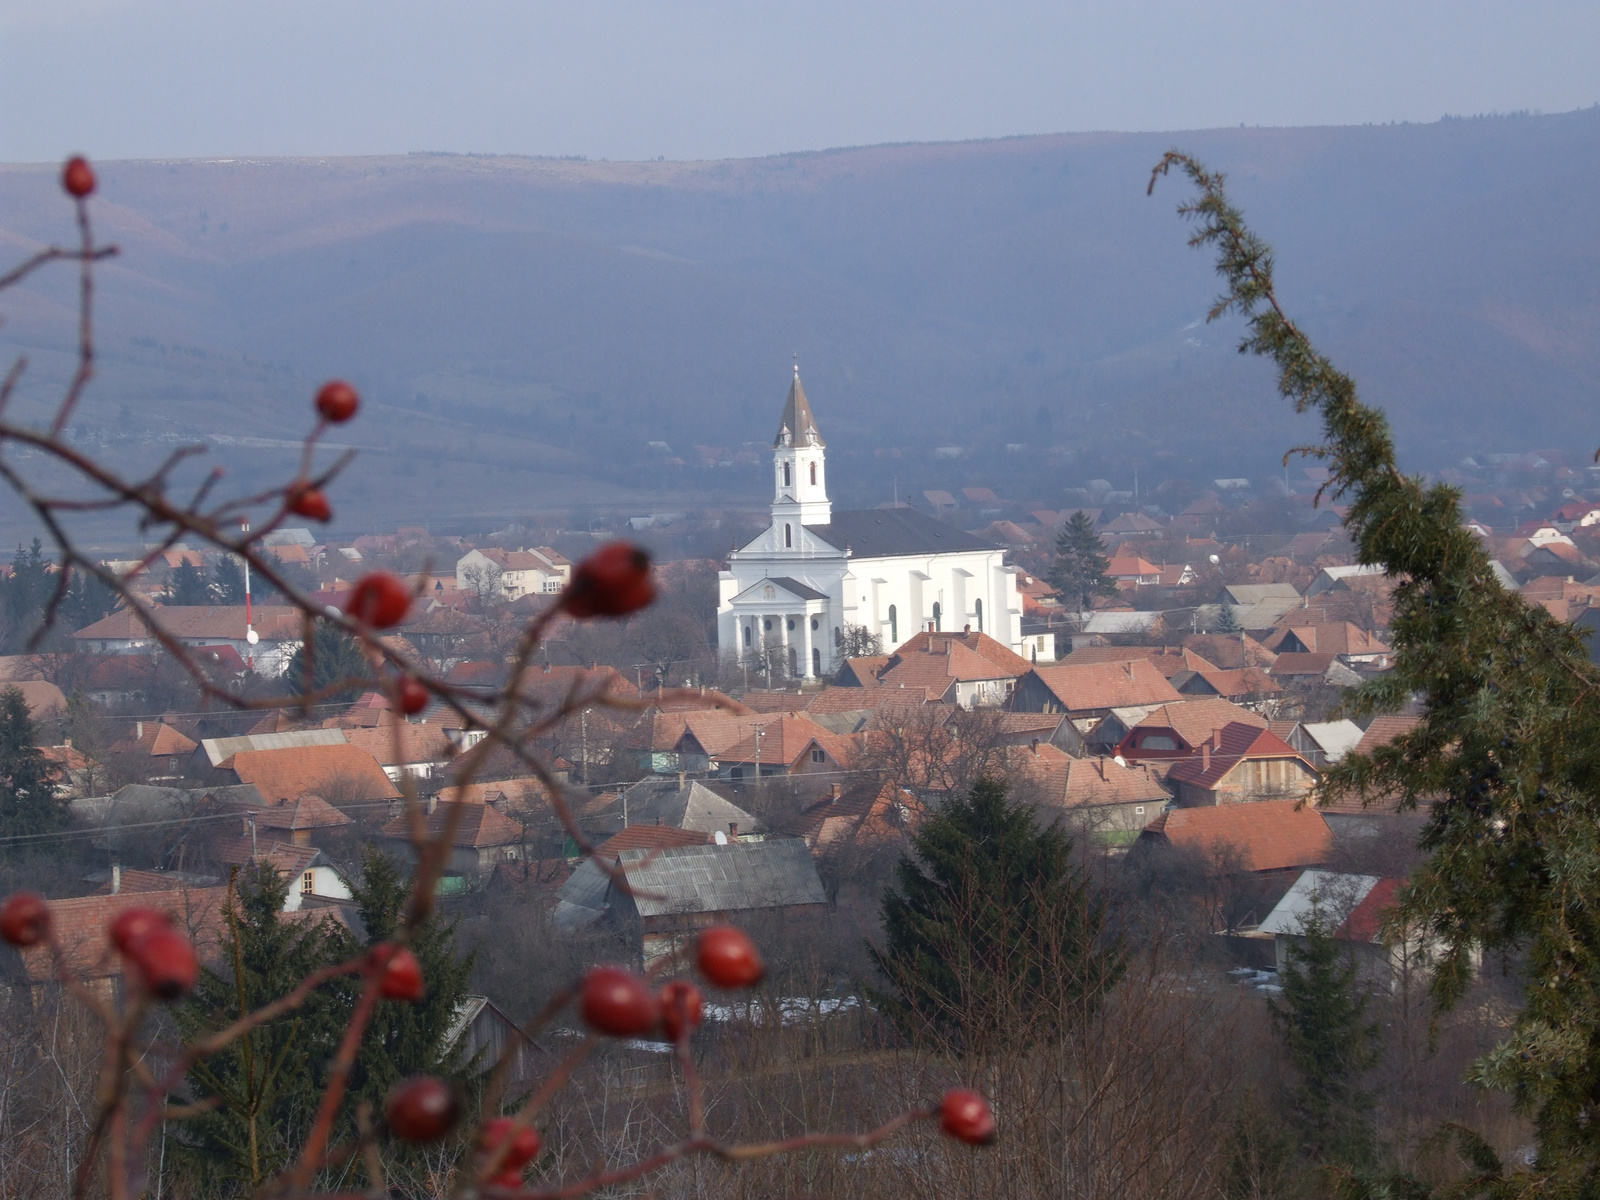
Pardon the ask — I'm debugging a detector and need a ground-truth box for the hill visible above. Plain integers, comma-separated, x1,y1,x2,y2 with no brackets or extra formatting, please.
1,109,1597,541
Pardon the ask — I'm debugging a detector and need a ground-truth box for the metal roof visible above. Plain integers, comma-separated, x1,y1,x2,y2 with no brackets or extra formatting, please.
806,508,995,558
1258,870,1380,936
615,841,825,918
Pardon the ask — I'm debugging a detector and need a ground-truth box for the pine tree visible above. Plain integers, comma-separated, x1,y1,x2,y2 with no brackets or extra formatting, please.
214,556,248,604
164,559,215,605
1270,910,1380,1166
1049,511,1115,612
1152,151,1600,1186
1,539,52,651
58,567,117,630
0,685,66,850
872,777,1123,1050
284,625,373,705
1215,603,1241,634
173,863,349,1196
337,847,479,1113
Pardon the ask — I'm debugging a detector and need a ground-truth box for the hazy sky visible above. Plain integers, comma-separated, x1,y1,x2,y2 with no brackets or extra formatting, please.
3,0,1597,163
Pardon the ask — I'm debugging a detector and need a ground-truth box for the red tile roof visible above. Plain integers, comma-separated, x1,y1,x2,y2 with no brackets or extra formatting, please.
1023,660,1183,713
1166,722,1312,790
111,721,199,758
1008,744,1170,808
380,801,524,848
1122,699,1266,755
1338,877,1403,943
257,794,354,832
1269,652,1337,677
226,743,399,802
19,888,231,983
1352,715,1422,756
74,605,301,641
344,723,458,768
594,825,711,855
1145,800,1333,873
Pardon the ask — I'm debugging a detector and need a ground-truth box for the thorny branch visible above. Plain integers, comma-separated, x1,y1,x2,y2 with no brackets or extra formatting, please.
0,162,987,1199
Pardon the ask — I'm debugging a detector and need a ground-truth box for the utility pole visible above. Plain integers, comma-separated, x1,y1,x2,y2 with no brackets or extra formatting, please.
581,708,588,785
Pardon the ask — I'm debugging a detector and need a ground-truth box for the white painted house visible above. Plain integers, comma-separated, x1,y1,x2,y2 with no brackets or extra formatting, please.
717,370,1024,678
455,547,571,600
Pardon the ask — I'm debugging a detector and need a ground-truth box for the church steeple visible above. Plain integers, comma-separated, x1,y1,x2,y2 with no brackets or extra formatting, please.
773,363,825,449
771,365,830,529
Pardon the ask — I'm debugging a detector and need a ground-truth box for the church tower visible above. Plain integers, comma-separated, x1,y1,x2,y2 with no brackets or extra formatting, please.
772,365,831,530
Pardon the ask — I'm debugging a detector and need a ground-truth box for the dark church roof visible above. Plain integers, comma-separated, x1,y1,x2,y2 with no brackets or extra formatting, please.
806,509,996,558
773,370,825,449
767,577,830,601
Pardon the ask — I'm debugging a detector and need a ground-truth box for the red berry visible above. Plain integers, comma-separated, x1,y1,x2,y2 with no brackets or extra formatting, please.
110,906,171,956
397,676,429,715
939,1089,996,1145
481,1116,542,1169
315,380,360,423
128,925,198,1001
61,157,96,198
579,966,656,1037
287,485,332,522
696,926,764,989
560,542,655,619
347,572,411,629
378,946,425,1002
385,1076,461,1142
657,980,704,1041
0,892,52,947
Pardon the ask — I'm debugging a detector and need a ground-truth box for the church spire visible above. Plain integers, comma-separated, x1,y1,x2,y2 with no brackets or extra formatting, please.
773,365,825,449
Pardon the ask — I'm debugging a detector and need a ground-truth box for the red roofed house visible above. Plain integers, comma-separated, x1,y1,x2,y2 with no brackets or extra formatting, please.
1106,554,1161,588
378,800,527,876
1267,622,1391,667
221,743,400,805
73,605,304,677
255,794,354,847
1139,800,1333,882
109,720,199,781
1116,698,1268,763
1166,722,1319,807
1010,659,1183,722
871,630,1034,708
455,547,572,600
1006,741,1171,846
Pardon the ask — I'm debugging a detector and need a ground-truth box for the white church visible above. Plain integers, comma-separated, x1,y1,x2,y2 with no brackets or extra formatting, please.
717,369,1024,679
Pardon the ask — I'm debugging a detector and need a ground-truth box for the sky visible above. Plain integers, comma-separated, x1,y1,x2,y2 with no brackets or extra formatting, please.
2,0,1598,163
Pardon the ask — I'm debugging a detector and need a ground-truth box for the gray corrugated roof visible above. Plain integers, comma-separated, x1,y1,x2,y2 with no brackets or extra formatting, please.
806,508,995,558
615,841,825,917
1258,870,1379,935
619,779,762,834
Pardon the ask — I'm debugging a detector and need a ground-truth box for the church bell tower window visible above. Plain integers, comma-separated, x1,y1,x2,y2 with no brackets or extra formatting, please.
783,462,791,487
785,524,792,548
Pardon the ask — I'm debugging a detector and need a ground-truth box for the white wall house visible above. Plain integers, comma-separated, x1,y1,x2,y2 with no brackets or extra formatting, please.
717,370,1024,679
455,547,571,600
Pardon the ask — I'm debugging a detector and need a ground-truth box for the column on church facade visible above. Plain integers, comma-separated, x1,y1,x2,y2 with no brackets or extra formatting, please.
800,611,814,679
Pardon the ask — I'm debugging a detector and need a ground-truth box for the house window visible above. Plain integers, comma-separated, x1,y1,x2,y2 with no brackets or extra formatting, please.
1135,806,1146,816
811,748,825,763
974,598,983,632
932,602,941,632
809,462,817,485
785,524,792,548
888,604,897,644
783,462,791,487
302,871,314,895
744,624,752,647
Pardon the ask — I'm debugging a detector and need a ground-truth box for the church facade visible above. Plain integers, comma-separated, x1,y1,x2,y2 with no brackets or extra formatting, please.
716,370,1024,678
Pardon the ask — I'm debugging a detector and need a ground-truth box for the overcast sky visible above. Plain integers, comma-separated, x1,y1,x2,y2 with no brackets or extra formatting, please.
3,0,1597,163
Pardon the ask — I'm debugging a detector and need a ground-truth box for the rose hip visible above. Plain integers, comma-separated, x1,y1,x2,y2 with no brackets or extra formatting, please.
61,157,96,198
657,980,704,1041
696,925,764,989
385,1076,461,1142
560,542,655,619
580,966,656,1037
347,572,410,628
287,485,332,522
378,946,425,1002
315,380,360,423
110,907,171,956
128,925,198,1001
397,676,429,715
939,1089,996,1145
0,892,51,947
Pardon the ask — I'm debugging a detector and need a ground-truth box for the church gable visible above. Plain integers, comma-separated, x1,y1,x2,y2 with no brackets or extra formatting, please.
731,577,830,606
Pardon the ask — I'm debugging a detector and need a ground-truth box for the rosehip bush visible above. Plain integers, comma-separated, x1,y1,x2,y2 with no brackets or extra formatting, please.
580,966,657,1036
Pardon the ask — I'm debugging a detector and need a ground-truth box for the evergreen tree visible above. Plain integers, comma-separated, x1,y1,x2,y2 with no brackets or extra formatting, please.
1215,603,1242,634
337,847,479,1113
1049,511,1115,612
0,685,66,850
284,625,373,705
1152,152,1600,1185
872,777,1122,1050
1,539,52,651
58,567,117,631
173,864,349,1196
164,559,215,605
1270,910,1380,1166
214,556,248,605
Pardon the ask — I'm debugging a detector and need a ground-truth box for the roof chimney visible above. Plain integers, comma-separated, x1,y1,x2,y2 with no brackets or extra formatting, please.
135,721,144,740
111,862,121,895
1030,738,1040,754
1201,742,1210,772
830,783,841,801
678,771,686,789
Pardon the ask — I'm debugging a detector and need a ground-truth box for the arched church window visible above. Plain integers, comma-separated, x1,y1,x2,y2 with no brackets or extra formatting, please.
974,598,983,633
812,647,821,676
785,524,792,548
888,605,898,644
764,618,772,631
783,462,791,487
932,602,942,632
809,462,817,486
744,625,752,647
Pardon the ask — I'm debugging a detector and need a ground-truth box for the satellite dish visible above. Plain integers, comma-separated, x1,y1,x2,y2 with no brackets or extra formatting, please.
246,628,259,645
713,830,728,845
1209,554,1220,565
1114,754,1128,768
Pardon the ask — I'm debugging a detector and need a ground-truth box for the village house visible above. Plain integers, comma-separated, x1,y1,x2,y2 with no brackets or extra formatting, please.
1114,698,1269,763
218,743,400,806
73,605,303,677
862,630,1034,708
378,800,526,877
605,777,762,840
1271,719,1365,769
1006,741,1171,847
344,722,460,782
1267,622,1392,668
1137,800,1334,887
1165,722,1320,807
109,721,199,781
454,547,571,600
1009,659,1183,724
